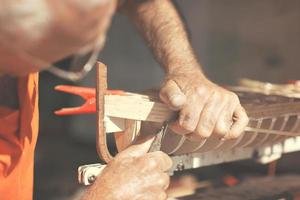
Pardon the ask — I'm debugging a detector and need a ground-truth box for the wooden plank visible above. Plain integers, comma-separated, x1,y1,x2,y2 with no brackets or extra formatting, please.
104,94,174,123
104,93,300,122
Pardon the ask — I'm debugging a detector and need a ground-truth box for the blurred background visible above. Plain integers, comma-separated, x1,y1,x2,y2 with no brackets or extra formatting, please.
34,0,300,199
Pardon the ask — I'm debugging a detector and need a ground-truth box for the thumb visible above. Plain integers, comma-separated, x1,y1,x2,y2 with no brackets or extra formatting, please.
160,80,186,110
116,136,155,159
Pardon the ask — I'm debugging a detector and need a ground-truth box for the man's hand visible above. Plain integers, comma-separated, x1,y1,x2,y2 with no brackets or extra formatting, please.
121,0,249,141
81,137,172,200
160,68,249,141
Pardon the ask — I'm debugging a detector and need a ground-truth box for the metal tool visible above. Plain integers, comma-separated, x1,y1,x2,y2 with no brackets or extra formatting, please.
77,122,169,185
78,163,106,185
149,122,169,152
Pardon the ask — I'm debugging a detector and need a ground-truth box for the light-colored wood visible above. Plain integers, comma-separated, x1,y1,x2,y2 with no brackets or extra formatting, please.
105,117,125,133
104,93,300,123
104,94,175,122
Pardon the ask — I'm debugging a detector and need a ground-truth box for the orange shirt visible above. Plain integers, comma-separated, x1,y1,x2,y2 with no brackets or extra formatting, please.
0,74,39,200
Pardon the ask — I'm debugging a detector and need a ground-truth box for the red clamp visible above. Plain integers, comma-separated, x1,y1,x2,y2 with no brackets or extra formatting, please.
54,85,124,115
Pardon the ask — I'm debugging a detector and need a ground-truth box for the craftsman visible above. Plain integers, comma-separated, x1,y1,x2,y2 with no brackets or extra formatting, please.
0,0,248,200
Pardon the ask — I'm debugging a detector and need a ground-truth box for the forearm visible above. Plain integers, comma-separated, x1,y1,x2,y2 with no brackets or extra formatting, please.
121,0,204,77
120,0,248,144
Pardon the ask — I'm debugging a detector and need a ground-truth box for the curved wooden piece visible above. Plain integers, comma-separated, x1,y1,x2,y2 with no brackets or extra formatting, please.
273,115,300,144
259,118,276,146
241,119,263,147
96,62,113,163
270,115,289,144
115,120,140,152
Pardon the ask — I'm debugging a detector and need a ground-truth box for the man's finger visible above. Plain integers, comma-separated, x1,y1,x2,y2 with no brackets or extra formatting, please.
192,95,226,140
159,80,186,110
214,99,238,138
117,136,155,159
225,105,249,139
213,110,232,138
172,103,202,134
142,151,173,172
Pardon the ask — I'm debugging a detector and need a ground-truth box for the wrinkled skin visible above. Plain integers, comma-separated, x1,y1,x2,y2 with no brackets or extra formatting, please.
0,0,116,75
81,137,173,200
160,67,249,141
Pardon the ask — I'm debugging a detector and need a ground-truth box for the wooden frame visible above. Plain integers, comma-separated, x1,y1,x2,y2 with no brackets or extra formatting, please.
95,62,300,163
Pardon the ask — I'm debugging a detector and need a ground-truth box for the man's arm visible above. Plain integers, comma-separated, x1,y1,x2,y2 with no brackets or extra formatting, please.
120,0,197,74
121,0,249,140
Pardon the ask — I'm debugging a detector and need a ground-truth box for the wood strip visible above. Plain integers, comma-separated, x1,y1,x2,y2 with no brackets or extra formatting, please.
96,62,113,163
104,93,300,123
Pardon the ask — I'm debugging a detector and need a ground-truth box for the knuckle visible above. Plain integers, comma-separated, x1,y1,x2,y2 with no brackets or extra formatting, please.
146,157,159,170
157,151,170,160
215,116,232,137
157,192,168,200
210,90,220,99
227,130,243,139
155,151,173,170
236,108,249,125
170,122,190,135
158,173,170,189
137,155,157,171
202,115,217,131
196,86,208,96
159,82,170,94
224,92,239,105
200,130,212,138
152,151,167,161
159,90,168,102
215,126,228,137
230,92,239,101
194,127,212,139
181,123,196,132
169,95,186,108
159,90,166,99
243,114,250,124
179,113,197,132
